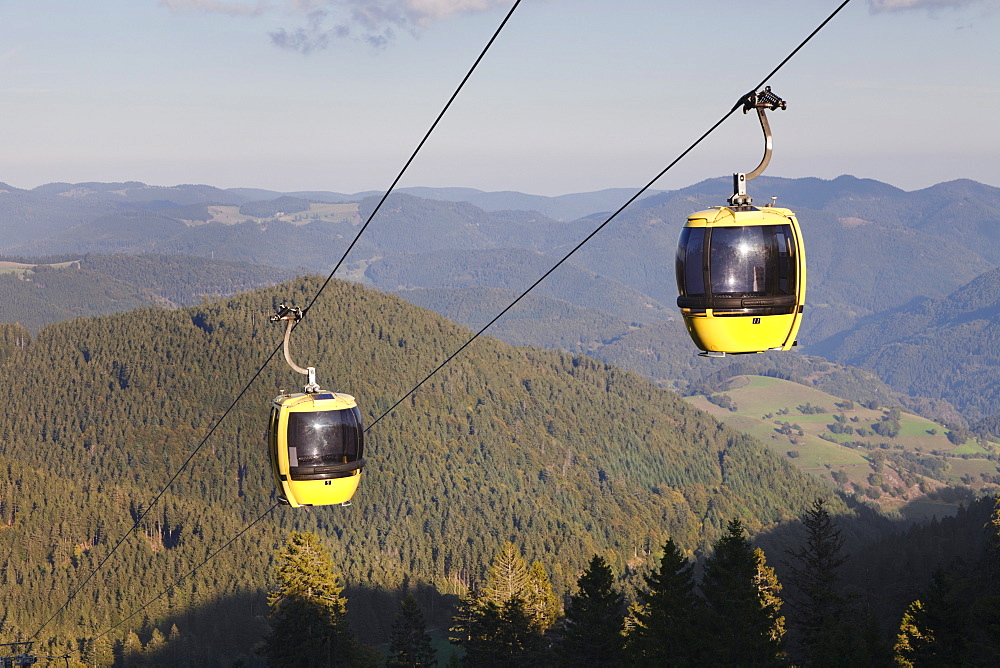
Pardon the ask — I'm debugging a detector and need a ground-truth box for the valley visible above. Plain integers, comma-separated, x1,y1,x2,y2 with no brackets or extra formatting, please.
1,176,998,664
685,375,999,519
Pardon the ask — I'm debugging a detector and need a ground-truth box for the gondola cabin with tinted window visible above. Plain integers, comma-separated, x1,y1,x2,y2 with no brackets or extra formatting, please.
269,390,365,507
676,204,805,355
675,86,806,357
267,303,365,507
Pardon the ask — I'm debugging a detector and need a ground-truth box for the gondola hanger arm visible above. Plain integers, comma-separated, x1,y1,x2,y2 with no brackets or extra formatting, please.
270,304,319,393
729,86,787,207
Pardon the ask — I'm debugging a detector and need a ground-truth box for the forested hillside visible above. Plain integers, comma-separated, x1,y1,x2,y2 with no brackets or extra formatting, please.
0,261,153,331
0,276,836,661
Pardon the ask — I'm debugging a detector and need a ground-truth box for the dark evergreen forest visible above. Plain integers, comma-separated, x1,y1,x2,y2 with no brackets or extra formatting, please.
0,174,998,664
0,276,842,664
0,276,997,665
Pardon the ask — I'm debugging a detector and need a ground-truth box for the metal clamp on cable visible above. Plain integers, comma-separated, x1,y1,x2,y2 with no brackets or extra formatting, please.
269,303,303,324
737,85,787,114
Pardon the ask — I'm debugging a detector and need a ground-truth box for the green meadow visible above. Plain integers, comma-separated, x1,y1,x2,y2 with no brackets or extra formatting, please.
685,375,1000,518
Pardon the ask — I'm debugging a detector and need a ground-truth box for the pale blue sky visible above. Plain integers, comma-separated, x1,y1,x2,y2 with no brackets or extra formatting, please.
1,0,997,195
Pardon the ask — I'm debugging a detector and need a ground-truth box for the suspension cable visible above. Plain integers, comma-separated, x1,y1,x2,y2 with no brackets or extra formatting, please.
58,0,852,651
28,0,523,641
366,0,855,432
88,504,279,644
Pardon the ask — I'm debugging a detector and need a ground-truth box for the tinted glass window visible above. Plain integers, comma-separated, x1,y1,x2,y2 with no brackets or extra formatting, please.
709,224,795,297
269,407,280,470
676,227,706,296
288,408,363,466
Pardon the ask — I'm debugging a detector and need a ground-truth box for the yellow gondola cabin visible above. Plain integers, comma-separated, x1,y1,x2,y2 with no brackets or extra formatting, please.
675,204,806,355
267,303,365,507
675,86,806,356
269,390,365,507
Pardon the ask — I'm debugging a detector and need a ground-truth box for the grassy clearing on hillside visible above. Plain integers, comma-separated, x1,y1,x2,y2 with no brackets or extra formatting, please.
950,440,990,455
301,202,359,224
0,260,80,276
684,375,1000,516
199,202,360,226
687,395,869,471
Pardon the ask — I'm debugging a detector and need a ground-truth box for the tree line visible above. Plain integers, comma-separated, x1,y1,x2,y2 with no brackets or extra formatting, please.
91,496,996,667
0,277,837,661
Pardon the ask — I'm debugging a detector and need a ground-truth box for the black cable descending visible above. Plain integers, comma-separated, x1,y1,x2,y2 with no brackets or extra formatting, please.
46,0,850,651
365,110,734,431
301,0,524,317
366,0,855,432
89,503,279,644
29,344,285,642
29,0,523,642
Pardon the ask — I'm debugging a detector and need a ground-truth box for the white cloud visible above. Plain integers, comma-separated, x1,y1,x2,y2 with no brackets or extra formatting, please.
162,0,511,52
272,0,511,51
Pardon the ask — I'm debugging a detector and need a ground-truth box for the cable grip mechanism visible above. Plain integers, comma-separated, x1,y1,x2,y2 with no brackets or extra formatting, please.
270,303,320,393
728,86,788,207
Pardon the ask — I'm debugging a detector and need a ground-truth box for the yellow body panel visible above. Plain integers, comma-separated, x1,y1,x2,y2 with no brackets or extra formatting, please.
279,471,361,507
269,392,362,507
679,206,806,355
682,311,800,354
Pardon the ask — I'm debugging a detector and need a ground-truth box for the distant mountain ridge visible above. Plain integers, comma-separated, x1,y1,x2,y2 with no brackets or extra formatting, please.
0,254,296,332
369,247,671,324
810,267,1000,421
2,174,996,424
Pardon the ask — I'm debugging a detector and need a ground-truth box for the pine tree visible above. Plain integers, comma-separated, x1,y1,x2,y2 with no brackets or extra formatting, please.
144,627,166,660
523,561,560,633
784,499,846,659
164,624,183,666
388,594,437,667
894,569,969,665
259,531,354,667
483,542,528,607
449,587,544,666
449,589,505,666
121,629,143,667
496,595,545,665
785,499,892,666
556,555,624,667
893,599,932,667
628,539,699,665
701,519,785,665
462,542,555,660
753,548,786,651
81,634,114,667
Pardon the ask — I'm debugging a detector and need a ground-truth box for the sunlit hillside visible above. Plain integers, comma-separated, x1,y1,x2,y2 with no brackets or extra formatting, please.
685,375,1000,519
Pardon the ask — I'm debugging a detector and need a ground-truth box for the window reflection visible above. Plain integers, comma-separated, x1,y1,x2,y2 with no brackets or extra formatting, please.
288,408,363,467
709,225,795,297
